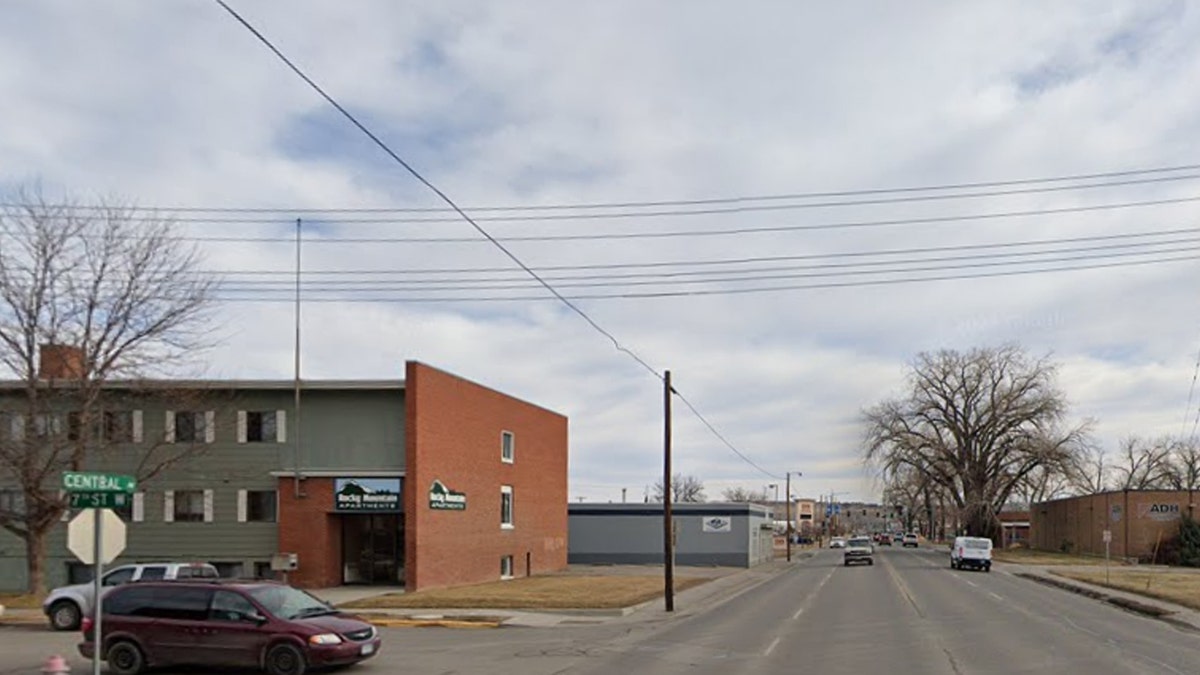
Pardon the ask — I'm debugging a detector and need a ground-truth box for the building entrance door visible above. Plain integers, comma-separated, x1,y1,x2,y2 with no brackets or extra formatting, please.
341,514,403,584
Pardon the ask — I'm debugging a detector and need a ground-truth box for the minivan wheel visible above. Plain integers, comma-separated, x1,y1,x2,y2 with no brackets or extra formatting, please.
266,643,307,675
49,600,81,631
106,640,145,675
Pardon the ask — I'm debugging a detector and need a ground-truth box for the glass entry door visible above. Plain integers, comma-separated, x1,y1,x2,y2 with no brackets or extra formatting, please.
342,514,402,584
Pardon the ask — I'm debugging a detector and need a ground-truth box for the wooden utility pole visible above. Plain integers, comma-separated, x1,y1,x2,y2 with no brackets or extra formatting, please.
663,370,674,612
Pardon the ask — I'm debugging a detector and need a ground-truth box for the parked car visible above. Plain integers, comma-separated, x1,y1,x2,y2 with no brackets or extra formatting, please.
843,536,875,566
44,562,218,631
829,536,847,549
902,533,919,548
950,536,993,572
79,579,381,675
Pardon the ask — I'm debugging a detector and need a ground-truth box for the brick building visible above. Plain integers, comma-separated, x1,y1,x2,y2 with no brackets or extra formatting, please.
0,353,568,592
1032,490,1197,561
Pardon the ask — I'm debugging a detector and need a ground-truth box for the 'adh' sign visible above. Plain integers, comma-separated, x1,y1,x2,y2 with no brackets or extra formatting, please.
429,479,467,510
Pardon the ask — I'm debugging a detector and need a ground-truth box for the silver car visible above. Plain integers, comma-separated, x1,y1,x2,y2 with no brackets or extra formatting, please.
42,561,218,630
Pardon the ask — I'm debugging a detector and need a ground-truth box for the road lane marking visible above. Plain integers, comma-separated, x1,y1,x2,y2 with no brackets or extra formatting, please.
989,592,1003,601
790,559,837,620
764,636,781,656
963,579,978,587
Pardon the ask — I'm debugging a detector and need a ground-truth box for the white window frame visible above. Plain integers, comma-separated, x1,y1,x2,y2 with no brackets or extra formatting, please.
237,410,287,444
501,555,514,580
237,489,278,523
165,411,215,444
500,485,514,529
501,430,514,464
165,489,212,522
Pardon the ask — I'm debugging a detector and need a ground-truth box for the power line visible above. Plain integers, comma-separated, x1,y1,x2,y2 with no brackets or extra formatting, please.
10,194,1198,242
206,233,1200,288
8,163,1200,214
195,225,1200,276
213,0,775,479
208,250,1200,302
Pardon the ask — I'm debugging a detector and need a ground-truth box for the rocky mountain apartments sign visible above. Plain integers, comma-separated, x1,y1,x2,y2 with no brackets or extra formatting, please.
334,478,401,512
429,479,467,510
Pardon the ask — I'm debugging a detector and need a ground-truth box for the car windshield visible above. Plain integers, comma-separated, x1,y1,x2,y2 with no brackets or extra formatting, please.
963,539,991,549
247,585,335,620
848,538,871,547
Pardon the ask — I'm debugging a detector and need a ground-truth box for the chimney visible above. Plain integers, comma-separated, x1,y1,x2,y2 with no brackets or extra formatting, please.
39,344,85,380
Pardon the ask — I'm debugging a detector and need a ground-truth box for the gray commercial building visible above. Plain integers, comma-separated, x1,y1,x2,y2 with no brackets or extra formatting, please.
568,502,774,567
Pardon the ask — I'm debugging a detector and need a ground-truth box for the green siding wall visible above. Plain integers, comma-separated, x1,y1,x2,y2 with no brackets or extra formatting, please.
0,384,405,592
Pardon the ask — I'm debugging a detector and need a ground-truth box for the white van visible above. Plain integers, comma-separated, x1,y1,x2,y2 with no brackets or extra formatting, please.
950,536,993,572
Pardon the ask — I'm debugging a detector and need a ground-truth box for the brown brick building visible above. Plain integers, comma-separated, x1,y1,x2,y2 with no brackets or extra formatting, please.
1032,490,1198,561
277,361,569,591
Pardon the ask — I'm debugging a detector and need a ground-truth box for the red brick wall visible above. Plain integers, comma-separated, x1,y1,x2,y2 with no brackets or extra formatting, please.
278,478,343,587
404,361,568,591
1032,490,1198,560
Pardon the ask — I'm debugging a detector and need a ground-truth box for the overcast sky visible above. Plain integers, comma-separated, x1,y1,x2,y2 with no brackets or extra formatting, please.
4,1,1200,504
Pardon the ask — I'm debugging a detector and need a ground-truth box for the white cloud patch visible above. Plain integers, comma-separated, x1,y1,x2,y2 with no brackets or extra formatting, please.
3,1,1200,504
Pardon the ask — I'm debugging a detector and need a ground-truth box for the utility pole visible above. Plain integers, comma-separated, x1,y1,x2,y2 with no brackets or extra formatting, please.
785,472,801,561
663,370,674,612
621,488,627,503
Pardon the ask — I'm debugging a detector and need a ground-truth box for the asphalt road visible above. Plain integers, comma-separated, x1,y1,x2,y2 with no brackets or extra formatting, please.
5,548,1200,674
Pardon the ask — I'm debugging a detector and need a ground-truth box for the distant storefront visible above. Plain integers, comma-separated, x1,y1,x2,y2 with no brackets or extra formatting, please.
568,503,774,567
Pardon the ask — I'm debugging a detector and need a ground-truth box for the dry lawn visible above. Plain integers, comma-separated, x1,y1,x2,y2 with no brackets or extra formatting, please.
0,594,41,609
342,575,710,610
992,549,1108,566
1054,569,1200,611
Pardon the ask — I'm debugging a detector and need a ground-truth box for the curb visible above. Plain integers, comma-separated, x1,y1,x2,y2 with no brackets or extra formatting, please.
1015,572,1199,632
365,616,503,629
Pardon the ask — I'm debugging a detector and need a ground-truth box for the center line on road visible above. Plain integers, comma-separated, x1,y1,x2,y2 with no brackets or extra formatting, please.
764,636,781,656
963,579,978,587
792,607,804,620
989,592,1003,601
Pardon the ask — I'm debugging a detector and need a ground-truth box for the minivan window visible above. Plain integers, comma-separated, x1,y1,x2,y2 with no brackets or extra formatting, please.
963,538,991,549
210,590,259,622
248,585,334,620
106,586,157,617
103,567,136,586
147,586,214,621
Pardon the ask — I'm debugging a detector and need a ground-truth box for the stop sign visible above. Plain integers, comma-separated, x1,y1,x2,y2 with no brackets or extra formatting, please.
67,509,126,565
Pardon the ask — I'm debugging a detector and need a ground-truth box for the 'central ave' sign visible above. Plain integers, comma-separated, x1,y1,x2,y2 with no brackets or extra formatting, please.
62,472,136,493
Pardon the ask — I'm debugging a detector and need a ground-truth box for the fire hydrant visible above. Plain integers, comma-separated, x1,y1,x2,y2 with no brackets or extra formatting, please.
41,654,69,674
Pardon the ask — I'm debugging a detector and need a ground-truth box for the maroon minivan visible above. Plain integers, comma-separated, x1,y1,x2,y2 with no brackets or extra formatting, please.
78,580,381,675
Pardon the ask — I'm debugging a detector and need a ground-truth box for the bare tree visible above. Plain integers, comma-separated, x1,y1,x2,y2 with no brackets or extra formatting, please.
0,186,218,594
1067,445,1109,495
1111,436,1174,490
653,473,706,503
721,487,770,502
863,346,1090,541
1167,438,1200,491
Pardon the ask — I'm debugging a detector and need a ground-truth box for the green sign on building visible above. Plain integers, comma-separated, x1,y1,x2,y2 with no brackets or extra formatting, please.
429,479,467,510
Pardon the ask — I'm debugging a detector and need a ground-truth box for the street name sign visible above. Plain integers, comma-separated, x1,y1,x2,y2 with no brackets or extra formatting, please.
62,472,136,493
69,492,131,510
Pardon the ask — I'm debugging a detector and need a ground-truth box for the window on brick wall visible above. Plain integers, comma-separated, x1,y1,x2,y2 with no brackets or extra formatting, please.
501,555,514,580
500,486,514,529
501,430,514,463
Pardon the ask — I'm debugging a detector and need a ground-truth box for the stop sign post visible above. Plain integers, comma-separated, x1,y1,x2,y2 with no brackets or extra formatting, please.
63,472,134,675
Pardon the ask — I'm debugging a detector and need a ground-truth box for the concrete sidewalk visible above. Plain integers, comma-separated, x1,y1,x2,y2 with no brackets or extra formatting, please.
1004,563,1200,633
